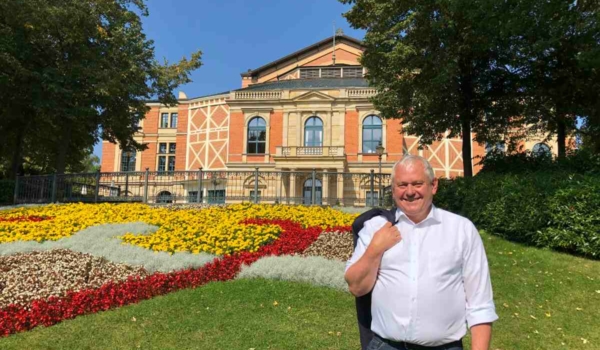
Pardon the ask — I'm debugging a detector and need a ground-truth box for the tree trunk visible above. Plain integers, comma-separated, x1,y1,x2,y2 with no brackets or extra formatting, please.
462,118,473,178
55,122,73,174
9,126,26,179
556,117,566,159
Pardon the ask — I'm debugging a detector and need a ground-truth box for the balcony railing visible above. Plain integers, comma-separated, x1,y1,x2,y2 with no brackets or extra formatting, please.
233,91,282,100
276,146,345,157
347,88,377,98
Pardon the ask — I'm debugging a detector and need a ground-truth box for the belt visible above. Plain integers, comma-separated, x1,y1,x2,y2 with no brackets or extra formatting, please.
375,334,463,350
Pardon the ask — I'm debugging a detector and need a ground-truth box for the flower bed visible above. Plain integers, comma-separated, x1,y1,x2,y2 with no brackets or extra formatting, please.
0,216,52,223
0,204,354,337
0,203,355,254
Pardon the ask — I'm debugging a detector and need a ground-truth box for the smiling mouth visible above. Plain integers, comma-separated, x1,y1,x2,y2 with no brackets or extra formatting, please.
402,197,422,202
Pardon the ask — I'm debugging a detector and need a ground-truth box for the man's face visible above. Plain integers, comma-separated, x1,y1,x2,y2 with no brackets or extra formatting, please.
392,162,438,222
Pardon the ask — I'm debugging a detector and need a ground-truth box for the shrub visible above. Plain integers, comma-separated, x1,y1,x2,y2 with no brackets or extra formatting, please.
536,177,600,257
478,148,600,175
434,172,600,258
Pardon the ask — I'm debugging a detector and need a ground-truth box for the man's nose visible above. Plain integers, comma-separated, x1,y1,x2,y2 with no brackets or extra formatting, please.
405,185,416,196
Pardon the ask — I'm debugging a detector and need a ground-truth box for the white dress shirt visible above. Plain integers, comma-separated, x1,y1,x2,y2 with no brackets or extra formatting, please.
345,205,498,346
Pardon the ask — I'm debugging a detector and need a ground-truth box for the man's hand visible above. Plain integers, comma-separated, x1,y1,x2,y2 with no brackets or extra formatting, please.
344,221,401,297
368,222,402,255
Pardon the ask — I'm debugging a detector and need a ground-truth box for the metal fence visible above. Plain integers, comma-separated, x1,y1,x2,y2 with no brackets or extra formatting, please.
11,169,392,207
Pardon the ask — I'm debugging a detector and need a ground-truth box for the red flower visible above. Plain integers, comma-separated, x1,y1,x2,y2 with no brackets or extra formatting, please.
0,219,350,337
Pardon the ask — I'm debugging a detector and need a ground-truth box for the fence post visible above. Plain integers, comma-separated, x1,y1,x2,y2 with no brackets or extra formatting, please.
379,172,383,207
370,170,375,207
94,171,100,203
197,167,203,204
143,168,149,203
254,167,259,204
311,168,316,205
13,176,19,205
51,173,57,203
124,172,129,198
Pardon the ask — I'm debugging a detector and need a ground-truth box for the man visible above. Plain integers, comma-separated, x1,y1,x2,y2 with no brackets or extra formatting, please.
345,155,498,350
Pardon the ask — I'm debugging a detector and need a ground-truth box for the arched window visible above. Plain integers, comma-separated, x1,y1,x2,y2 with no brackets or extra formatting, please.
156,191,173,204
120,148,136,172
303,178,322,205
532,143,551,157
362,115,382,153
304,117,323,147
247,117,266,154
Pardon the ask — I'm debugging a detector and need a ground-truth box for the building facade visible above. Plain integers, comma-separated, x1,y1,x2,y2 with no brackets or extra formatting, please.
100,35,555,205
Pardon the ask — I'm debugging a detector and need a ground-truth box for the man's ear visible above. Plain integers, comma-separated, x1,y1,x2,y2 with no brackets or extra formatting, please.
431,178,439,195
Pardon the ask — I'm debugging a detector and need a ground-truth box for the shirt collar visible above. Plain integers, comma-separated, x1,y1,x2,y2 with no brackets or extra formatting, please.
395,204,441,225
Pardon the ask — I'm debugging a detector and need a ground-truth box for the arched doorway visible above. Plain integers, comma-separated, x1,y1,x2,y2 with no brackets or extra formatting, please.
157,191,173,204
303,178,322,205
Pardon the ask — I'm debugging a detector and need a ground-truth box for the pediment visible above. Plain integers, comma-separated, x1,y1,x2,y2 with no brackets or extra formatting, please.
292,91,336,102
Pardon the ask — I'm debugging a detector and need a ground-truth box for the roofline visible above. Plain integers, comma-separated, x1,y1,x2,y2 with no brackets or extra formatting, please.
240,35,364,78
145,91,231,105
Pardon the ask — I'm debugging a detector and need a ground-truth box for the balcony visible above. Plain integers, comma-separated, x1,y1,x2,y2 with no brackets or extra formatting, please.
233,91,282,100
275,146,345,157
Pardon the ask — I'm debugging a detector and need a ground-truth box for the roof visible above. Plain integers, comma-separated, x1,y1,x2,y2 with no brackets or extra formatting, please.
240,35,364,78
235,78,369,91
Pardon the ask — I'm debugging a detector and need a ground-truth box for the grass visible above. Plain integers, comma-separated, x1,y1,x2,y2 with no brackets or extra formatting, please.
1,231,599,349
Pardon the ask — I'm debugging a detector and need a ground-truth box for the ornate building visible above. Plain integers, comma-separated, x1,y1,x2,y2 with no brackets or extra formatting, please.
100,34,555,205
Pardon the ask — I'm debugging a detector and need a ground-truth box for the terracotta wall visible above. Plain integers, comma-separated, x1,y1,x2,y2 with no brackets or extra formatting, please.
228,111,244,162
345,111,359,162
100,143,115,172
269,111,283,162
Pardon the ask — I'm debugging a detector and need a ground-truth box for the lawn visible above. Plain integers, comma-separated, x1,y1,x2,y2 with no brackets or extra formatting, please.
1,229,598,349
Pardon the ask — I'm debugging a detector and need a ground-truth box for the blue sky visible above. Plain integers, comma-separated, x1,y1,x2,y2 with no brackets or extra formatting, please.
93,0,365,159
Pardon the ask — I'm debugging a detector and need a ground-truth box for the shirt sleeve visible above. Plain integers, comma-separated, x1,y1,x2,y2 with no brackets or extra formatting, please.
345,220,375,273
462,222,499,328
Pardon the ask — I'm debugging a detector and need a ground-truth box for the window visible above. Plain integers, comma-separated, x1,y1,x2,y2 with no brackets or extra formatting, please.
120,148,136,172
300,68,319,79
160,113,169,128
304,117,323,147
157,156,166,172
208,190,226,204
160,112,178,128
157,142,176,172
170,113,178,128
343,67,363,78
188,191,199,203
366,191,380,206
168,156,176,172
532,143,551,157
157,191,173,204
159,143,167,154
247,117,266,154
303,179,322,205
362,115,383,153
321,68,341,78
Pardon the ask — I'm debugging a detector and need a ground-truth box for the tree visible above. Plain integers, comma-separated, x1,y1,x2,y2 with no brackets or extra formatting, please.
0,0,202,178
515,0,600,158
340,0,523,177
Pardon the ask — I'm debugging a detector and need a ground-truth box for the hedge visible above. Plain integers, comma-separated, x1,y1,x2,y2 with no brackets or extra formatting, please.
434,172,600,258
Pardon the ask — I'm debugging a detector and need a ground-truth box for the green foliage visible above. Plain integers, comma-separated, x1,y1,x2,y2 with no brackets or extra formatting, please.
434,172,600,257
0,0,202,177
536,177,600,257
340,0,525,176
478,149,600,175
